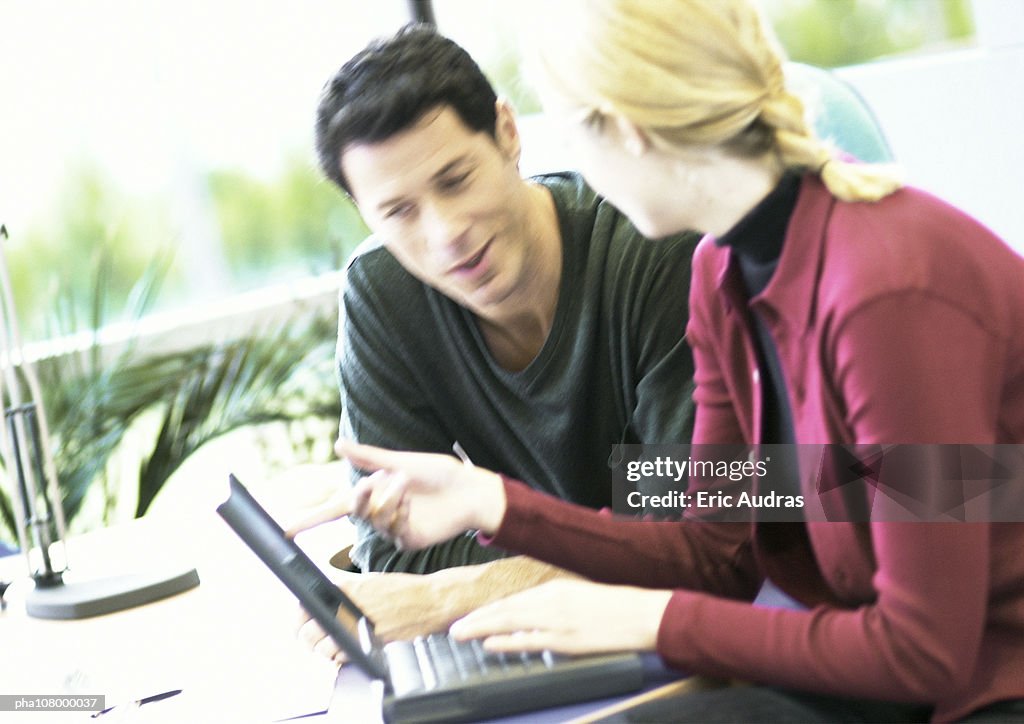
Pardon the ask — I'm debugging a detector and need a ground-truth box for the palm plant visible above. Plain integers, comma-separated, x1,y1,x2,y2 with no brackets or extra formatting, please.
0,253,341,544
129,312,339,517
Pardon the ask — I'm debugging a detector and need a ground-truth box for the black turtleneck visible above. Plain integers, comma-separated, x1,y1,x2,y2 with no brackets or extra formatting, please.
715,173,802,500
717,171,801,291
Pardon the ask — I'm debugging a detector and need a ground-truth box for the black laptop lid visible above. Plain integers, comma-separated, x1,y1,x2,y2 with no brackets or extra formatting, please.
216,474,387,680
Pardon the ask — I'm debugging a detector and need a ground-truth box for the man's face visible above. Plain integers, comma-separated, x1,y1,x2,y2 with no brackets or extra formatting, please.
342,103,534,318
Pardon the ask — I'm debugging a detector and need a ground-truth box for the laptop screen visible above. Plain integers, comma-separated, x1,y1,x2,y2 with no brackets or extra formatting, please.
216,474,387,680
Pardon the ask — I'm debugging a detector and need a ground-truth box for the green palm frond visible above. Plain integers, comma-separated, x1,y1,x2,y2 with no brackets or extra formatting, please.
133,313,338,516
33,249,172,526
1,248,341,544
0,486,17,543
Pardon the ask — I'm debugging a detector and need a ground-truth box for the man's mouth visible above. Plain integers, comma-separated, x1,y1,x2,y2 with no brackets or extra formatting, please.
451,239,492,273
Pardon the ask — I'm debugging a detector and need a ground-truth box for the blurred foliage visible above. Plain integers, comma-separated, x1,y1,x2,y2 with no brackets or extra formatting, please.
764,0,975,68
485,32,542,117
9,156,366,343
8,162,183,343
208,157,368,285
474,0,976,115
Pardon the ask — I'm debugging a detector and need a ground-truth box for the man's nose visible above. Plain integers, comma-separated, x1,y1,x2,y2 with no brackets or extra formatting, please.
421,197,468,254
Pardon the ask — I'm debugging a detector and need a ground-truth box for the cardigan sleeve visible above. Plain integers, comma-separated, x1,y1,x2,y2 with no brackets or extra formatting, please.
487,479,758,600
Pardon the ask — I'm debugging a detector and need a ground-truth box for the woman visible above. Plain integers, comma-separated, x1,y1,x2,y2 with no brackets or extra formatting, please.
318,1,1024,720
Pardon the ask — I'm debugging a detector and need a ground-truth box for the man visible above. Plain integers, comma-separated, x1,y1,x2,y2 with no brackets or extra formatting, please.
298,24,699,642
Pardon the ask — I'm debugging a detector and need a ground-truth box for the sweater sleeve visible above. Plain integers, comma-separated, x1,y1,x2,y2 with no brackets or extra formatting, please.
658,292,998,705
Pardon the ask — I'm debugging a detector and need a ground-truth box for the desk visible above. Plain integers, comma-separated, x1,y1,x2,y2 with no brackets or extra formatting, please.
0,500,347,723
1,498,701,723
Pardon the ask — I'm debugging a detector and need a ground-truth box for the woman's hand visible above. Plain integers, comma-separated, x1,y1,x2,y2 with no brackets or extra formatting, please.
449,579,674,656
289,440,508,550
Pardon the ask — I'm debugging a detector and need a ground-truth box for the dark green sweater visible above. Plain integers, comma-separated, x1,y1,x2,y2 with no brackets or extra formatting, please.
338,172,699,572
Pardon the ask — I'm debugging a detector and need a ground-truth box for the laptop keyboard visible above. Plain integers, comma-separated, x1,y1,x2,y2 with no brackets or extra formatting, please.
383,634,566,697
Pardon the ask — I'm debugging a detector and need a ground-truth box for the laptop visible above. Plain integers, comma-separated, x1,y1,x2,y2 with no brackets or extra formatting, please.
217,474,645,723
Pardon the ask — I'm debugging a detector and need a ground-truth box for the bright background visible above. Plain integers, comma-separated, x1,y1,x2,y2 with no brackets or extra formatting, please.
2,0,1020,545
0,0,980,341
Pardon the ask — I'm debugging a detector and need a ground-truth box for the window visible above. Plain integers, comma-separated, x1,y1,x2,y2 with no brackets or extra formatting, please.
0,2,412,340
1,1,976,342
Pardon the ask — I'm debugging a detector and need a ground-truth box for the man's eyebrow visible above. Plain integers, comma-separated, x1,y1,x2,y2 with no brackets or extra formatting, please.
376,193,410,213
375,156,473,212
430,156,472,181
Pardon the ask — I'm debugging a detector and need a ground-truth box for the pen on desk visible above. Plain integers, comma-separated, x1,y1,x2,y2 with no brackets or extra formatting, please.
452,441,474,467
91,688,183,718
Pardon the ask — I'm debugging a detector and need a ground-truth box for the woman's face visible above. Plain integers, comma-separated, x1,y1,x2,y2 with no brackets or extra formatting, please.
554,108,711,239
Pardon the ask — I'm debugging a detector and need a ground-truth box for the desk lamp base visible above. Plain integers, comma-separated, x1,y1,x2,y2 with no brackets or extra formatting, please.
25,566,200,619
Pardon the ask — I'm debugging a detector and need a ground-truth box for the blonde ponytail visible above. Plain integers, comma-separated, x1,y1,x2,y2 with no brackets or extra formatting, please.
818,159,905,203
760,88,903,202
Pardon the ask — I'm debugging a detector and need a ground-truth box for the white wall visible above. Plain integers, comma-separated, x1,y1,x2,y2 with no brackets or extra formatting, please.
836,0,1024,253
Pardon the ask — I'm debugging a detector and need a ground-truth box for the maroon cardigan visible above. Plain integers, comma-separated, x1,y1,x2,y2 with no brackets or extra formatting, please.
487,176,1024,721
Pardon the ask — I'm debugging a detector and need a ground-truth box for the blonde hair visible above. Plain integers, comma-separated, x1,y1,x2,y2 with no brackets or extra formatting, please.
535,0,902,202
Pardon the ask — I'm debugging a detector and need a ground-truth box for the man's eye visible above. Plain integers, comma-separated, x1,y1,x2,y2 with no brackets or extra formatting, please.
439,172,470,191
385,204,414,220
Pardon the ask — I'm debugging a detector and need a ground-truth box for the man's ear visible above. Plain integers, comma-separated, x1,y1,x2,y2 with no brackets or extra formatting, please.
494,98,522,166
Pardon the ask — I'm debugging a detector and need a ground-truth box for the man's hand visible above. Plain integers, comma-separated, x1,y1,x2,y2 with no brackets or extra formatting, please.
295,607,349,666
325,568,470,642
295,557,579,662
450,579,674,656
355,557,580,642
